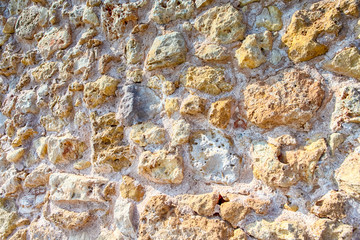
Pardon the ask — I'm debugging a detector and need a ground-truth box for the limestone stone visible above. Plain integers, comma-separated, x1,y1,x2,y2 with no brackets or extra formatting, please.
255,6,283,31
220,202,249,228
47,133,85,164
235,31,273,69
73,160,91,170
83,7,100,26
176,192,219,216
120,176,145,202
195,0,212,8
245,198,271,215
15,6,48,40
268,134,297,147
145,32,187,70
281,0,347,62
12,127,36,148
0,200,18,239
252,139,326,188
130,122,166,146
3,17,17,34
83,75,118,108
114,198,136,238
47,206,91,230
323,47,360,80
147,74,176,95
245,220,308,240
139,195,234,240
138,149,184,184
9,229,27,240
9,0,30,15
0,167,22,197
23,163,52,188
195,44,229,62
126,69,143,83
38,25,72,59
117,85,161,126
194,4,246,44
208,98,233,129
312,219,353,240
335,150,360,200
244,69,324,129
329,133,346,155
126,37,143,64
40,115,65,132
16,90,38,114
180,94,206,115
50,94,73,119
6,148,25,163
311,190,347,220
0,45,22,76
165,98,179,117
182,66,232,95
150,0,194,24
170,119,191,146
49,173,115,204
190,130,240,184
28,219,64,240
230,229,248,240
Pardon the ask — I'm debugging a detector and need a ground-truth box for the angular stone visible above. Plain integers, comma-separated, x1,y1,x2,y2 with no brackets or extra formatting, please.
208,98,232,129
32,62,58,83
117,85,161,126
138,149,184,184
120,176,145,202
245,220,308,240
139,195,234,240
83,75,118,108
28,219,64,240
40,115,65,132
335,150,360,200
23,163,51,188
244,69,324,129
230,229,248,240
47,206,91,230
145,32,187,70
177,192,219,216
0,200,18,239
235,31,273,69
82,7,100,26
165,98,179,117
47,133,85,164
190,130,240,184
312,219,353,240
6,148,25,163
126,37,143,64
16,90,38,114
323,47,360,80
182,66,232,95
49,173,115,204
73,160,92,170
194,4,246,44
195,44,229,62
38,25,72,59
195,0,212,8
180,94,206,115
114,198,136,238
15,6,48,40
50,94,73,119
3,17,17,34
245,198,271,215
147,75,176,96
311,190,347,220
150,0,194,24
8,229,27,240
329,133,346,155
255,6,283,31
130,122,166,146
220,202,249,228
170,119,191,146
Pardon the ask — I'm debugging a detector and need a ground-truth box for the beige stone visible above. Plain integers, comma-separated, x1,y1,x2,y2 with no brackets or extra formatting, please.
47,206,91,230
83,75,118,108
3,17,17,34
130,122,166,146
323,47,360,80
6,148,25,163
47,133,85,164
145,32,187,70
180,94,206,115
138,150,184,184
170,119,191,146
195,44,229,62
312,219,353,240
83,7,99,26
245,198,271,215
255,6,283,31
120,176,145,202
150,0,194,24
40,115,65,132
235,31,273,69
244,69,324,129
126,69,143,83
126,38,143,64
220,202,249,227
15,6,48,40
208,98,232,129
194,4,246,44
182,66,232,95
8,228,27,240
32,62,58,83
38,25,72,59
230,229,248,240
114,198,137,238
268,134,297,147
177,192,219,216
0,200,18,239
73,160,92,170
195,0,212,8
329,133,346,155
50,94,73,118
165,98,180,117
12,126,37,147
147,75,176,95
311,190,347,220
23,163,52,188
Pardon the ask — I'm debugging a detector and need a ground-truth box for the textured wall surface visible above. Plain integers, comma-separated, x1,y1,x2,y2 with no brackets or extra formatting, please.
1,0,360,239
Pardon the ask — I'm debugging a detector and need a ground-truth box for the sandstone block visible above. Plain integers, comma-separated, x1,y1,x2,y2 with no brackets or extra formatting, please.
47,206,91,230
176,192,219,216
195,44,228,62
15,6,48,40
220,202,249,228
312,219,353,240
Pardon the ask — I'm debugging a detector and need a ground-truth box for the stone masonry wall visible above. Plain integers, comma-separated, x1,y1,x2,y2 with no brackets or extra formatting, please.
1,0,360,239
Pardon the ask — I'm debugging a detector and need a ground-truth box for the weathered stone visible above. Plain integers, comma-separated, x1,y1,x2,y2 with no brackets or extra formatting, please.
230,229,248,240
9,0,30,15
23,163,51,188
0,45,22,77
311,190,347,220
244,69,324,129
323,47,360,80
138,149,184,184
73,160,92,170
47,133,85,164
0,167,22,197
170,119,191,146
182,66,232,95
117,85,161,126
245,198,271,215
177,192,219,216
83,7,100,26
47,206,91,230
268,134,297,147
139,195,234,240
8,229,27,240
15,6,48,40
190,130,240,184
126,37,143,64
150,0,195,24
245,220,308,240
194,4,246,44
126,69,143,83
50,94,73,119
147,74,176,95
312,219,353,240
329,133,346,155
255,6,283,31
120,176,145,202
235,31,273,69
6,148,25,163
180,94,206,115
195,44,229,62
3,17,17,34
252,139,326,188
32,62,58,83
282,0,344,62
220,202,249,228
195,0,212,8
208,98,232,129
83,75,118,108
335,150,360,200
38,25,72,59
145,32,187,70
114,198,136,238
0,199,18,239
130,122,166,146
165,98,179,117
28,219,64,240
40,115,65,132
16,90,38,114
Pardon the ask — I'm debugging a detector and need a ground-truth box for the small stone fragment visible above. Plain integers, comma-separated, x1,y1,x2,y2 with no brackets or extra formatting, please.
3,17,17,34
114,198,137,238
126,69,143,83
194,4,246,44
83,7,100,26
312,219,353,240
138,149,184,184
145,32,187,70
38,25,72,59
6,148,25,163
0,200,18,239
245,198,271,215
23,163,52,188
165,98,179,117
12,126,37,147
120,176,145,202
267,134,297,147
40,115,65,132
130,122,166,146
176,192,219,216
180,94,206,115
182,66,232,95
329,133,346,155
147,75,176,95
15,6,48,40
195,44,229,62
220,202,249,227
47,133,85,164
255,6,283,31
208,98,232,129
311,190,347,220
170,119,191,146
195,0,212,8
126,37,143,64
16,90,38,114
83,75,118,108
150,0,194,24
230,229,248,240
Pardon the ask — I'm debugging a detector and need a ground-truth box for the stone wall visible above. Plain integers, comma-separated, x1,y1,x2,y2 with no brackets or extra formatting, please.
0,0,360,239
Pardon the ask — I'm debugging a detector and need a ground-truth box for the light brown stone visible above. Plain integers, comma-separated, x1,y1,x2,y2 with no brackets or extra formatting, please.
311,190,347,220
165,98,180,117
0,199,18,239
47,206,91,230
38,25,72,59
180,94,206,115
120,176,145,202
170,119,191,146
255,6,283,31
220,202,249,227
150,0,194,24
177,192,219,216
6,148,25,163
23,163,52,188
130,122,166,146
195,44,229,62
312,219,353,240
208,98,232,129
83,75,118,108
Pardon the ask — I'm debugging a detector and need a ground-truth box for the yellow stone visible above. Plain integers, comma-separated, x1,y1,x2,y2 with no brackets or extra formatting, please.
120,176,145,202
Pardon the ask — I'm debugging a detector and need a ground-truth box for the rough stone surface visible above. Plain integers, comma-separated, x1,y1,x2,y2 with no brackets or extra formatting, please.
312,219,353,240
130,122,166,146
120,176,145,202
83,75,118,108
208,98,233,129
150,0,194,24
195,43,229,62
255,6,283,31
311,190,347,220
